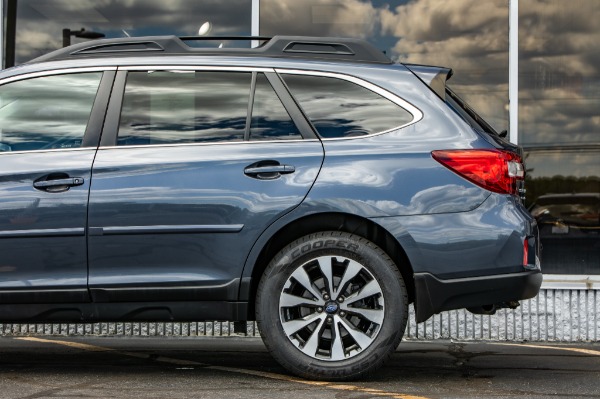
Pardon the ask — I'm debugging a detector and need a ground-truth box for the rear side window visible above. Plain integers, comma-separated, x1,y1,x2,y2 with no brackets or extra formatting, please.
0,72,102,152
118,71,250,145
281,74,413,138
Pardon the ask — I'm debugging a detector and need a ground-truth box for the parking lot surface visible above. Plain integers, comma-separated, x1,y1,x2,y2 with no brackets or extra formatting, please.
0,336,599,399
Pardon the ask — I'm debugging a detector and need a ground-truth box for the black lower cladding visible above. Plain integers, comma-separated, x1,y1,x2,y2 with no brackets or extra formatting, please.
413,270,543,323
0,301,249,323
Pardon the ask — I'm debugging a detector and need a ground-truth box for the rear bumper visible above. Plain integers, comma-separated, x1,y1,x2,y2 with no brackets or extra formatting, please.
413,270,542,323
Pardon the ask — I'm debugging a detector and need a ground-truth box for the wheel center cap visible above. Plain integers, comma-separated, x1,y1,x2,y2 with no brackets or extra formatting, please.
325,301,339,314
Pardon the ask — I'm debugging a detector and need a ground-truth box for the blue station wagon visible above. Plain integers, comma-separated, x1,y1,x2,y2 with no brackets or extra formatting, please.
0,35,542,380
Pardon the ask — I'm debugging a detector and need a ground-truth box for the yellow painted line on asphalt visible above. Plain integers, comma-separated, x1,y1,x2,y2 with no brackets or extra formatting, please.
17,336,114,352
16,337,430,399
206,366,428,399
492,342,600,356
16,337,210,365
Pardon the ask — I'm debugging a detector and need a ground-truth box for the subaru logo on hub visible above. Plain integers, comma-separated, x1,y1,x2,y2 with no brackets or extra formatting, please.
325,303,339,314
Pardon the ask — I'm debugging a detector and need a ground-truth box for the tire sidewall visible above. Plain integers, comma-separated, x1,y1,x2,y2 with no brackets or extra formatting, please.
256,231,407,380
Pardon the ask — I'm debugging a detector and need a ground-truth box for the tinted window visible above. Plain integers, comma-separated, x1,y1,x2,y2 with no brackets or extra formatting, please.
250,74,301,140
0,73,102,152
118,71,251,145
281,74,413,138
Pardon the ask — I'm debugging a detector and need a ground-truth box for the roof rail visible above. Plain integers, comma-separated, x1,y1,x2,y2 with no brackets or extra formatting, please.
179,36,272,42
28,35,393,65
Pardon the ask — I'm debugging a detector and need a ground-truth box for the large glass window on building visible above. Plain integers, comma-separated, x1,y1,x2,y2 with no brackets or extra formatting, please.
260,0,510,133
519,0,600,275
3,0,252,67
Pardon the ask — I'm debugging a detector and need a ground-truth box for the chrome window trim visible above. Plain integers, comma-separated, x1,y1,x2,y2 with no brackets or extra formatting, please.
0,147,96,156
0,66,115,86
100,138,320,150
118,65,274,73
275,68,424,141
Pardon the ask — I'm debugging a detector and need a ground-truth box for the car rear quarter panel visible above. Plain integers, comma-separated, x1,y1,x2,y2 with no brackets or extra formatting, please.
371,195,535,279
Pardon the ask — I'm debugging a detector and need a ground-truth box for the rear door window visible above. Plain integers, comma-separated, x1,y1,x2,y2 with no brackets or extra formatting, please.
281,73,413,138
117,71,251,145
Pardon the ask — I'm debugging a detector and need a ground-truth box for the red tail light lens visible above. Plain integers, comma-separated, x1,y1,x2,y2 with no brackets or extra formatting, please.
431,149,524,195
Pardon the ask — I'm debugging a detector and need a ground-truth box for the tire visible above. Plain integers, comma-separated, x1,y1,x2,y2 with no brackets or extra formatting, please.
256,231,408,381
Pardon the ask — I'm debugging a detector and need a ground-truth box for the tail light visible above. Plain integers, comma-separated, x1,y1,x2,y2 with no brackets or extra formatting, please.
431,149,525,196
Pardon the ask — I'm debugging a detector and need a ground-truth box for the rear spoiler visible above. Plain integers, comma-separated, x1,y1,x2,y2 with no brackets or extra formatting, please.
404,64,453,99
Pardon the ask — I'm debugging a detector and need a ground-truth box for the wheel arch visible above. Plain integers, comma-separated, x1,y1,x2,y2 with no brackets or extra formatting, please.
243,212,415,319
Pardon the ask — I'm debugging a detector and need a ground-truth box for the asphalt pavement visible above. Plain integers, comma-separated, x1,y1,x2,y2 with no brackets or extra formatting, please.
0,336,599,399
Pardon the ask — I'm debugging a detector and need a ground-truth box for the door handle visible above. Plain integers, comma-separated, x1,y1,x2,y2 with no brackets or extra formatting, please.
244,162,296,180
244,165,295,175
33,177,84,192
